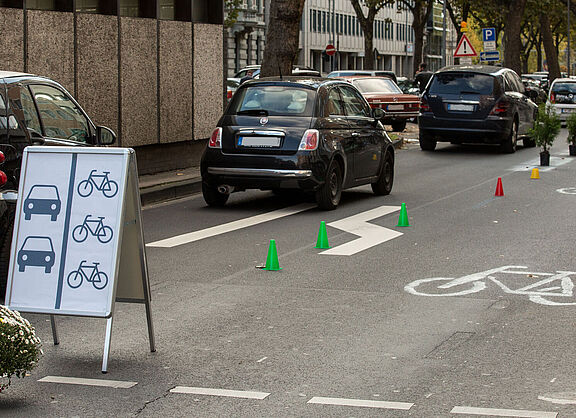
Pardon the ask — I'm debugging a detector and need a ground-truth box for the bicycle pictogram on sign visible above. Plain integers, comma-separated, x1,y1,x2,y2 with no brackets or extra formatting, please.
72,215,113,244
77,170,118,198
67,260,109,290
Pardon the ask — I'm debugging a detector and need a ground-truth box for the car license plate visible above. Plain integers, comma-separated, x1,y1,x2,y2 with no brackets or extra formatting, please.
562,108,573,114
238,136,281,147
387,104,404,111
447,103,474,111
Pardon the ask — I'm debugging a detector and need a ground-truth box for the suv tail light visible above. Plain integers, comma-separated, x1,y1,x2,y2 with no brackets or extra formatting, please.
298,129,319,151
490,99,510,115
550,92,556,103
420,97,431,113
209,127,222,148
0,171,6,187
227,90,233,100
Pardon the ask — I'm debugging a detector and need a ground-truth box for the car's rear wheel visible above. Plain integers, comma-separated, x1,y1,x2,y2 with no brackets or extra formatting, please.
371,151,394,196
391,121,407,132
202,182,229,207
316,161,342,210
419,134,437,151
501,120,518,153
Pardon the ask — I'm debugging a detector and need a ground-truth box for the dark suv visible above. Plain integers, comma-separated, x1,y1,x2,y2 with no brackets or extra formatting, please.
418,65,537,152
0,71,116,298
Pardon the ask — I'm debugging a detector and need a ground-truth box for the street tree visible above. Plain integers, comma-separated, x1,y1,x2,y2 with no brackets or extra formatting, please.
260,0,306,77
396,0,434,75
349,0,394,70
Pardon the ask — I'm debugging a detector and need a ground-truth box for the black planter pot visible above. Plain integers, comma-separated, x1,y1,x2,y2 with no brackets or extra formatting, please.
570,144,576,156
540,151,550,166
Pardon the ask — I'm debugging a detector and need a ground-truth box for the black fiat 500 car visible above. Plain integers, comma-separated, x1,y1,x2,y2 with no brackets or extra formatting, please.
201,77,395,210
418,65,537,152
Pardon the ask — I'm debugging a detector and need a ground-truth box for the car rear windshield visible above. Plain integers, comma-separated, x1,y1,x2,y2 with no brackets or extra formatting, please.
229,86,315,116
353,78,402,94
429,72,495,95
551,82,576,104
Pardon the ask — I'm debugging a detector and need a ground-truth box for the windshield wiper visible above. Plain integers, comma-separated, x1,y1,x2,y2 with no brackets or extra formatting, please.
237,109,269,116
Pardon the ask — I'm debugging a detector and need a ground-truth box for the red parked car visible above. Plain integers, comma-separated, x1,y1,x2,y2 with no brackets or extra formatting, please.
341,76,420,132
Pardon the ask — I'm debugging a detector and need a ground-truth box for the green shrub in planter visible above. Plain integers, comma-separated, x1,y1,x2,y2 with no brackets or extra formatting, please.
529,103,561,154
0,305,42,392
567,112,576,145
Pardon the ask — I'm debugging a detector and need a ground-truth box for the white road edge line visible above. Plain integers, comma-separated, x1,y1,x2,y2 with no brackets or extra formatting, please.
146,203,316,248
321,205,402,256
451,406,557,417
170,386,270,400
307,396,413,410
38,376,137,389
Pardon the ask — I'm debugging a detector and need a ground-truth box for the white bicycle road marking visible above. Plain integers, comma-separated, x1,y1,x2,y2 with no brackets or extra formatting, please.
320,205,402,256
146,203,315,248
557,187,576,195
404,266,576,306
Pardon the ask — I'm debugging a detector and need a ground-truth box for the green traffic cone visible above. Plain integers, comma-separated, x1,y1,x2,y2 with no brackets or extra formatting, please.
264,239,282,271
397,202,410,227
315,221,330,249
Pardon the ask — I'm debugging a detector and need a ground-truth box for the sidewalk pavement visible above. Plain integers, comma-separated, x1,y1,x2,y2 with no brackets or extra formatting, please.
137,127,418,207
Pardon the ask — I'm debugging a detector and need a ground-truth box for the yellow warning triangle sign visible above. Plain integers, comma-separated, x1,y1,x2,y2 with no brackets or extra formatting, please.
453,34,478,57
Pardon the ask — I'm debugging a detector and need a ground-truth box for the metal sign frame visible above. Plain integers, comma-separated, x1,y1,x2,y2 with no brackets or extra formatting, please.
5,147,155,373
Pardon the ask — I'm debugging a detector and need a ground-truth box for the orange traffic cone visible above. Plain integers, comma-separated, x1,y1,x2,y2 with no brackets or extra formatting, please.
495,177,504,197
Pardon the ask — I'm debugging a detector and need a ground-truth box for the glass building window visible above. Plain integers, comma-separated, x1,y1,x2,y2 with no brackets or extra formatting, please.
27,0,72,11
0,0,23,8
76,0,116,14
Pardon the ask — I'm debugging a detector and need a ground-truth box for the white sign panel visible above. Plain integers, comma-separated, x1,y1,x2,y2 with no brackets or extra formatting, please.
7,147,130,317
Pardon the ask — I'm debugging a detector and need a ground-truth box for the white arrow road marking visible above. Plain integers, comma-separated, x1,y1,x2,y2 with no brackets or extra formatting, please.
147,203,315,248
321,205,402,256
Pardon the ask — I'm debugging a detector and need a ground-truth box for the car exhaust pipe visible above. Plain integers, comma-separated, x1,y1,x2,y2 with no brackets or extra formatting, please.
217,185,234,194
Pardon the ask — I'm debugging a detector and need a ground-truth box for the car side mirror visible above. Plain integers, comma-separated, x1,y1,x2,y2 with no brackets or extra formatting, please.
372,107,386,120
96,126,116,145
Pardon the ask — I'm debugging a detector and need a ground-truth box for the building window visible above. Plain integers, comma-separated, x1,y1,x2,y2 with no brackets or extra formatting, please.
119,0,154,18
191,0,223,24
0,0,23,8
26,0,72,11
76,0,116,14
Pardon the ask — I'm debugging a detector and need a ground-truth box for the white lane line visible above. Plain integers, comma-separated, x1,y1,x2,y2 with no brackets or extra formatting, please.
451,406,557,417
147,203,315,248
38,376,137,388
509,156,572,172
170,386,270,399
307,396,413,410
321,205,402,256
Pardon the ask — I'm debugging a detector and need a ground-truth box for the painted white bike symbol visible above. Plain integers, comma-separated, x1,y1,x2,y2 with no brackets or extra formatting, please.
404,266,576,306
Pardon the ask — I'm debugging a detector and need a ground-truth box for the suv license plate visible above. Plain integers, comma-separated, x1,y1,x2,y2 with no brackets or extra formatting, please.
238,136,281,147
448,103,474,112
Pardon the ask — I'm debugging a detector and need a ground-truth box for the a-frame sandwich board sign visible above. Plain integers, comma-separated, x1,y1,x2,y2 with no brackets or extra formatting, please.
454,33,478,57
5,146,155,373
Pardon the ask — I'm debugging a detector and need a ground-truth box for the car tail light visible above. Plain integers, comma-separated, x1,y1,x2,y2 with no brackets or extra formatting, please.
550,92,556,103
0,171,7,187
0,151,4,165
420,97,431,112
298,129,319,151
227,90,233,100
209,127,222,148
490,99,510,115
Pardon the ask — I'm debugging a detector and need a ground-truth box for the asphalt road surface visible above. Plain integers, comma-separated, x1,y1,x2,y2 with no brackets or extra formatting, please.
3,132,576,417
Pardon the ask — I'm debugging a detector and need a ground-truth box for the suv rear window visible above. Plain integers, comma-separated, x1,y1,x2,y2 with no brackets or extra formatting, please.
551,82,576,104
229,86,315,116
429,73,495,95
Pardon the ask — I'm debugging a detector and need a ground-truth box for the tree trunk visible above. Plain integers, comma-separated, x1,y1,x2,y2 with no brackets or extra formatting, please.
260,0,306,77
410,0,433,76
503,0,527,74
540,13,561,82
537,33,543,71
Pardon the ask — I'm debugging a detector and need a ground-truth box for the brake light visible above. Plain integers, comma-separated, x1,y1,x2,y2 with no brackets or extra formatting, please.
209,127,222,148
0,171,6,187
490,100,510,115
298,129,319,151
227,90,233,100
420,97,430,112
550,92,556,103
0,151,4,164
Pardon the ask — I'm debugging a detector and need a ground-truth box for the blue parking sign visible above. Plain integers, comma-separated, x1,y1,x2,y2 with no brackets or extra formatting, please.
483,28,496,42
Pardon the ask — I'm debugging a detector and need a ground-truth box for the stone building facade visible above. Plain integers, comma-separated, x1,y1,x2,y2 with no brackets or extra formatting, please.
0,0,224,174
